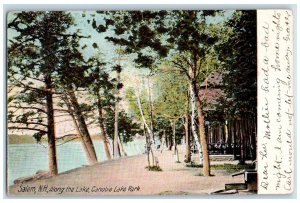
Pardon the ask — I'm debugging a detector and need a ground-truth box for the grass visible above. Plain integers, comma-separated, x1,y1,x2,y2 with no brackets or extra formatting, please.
186,162,253,174
145,165,163,171
211,164,253,173
186,161,203,168
195,172,203,176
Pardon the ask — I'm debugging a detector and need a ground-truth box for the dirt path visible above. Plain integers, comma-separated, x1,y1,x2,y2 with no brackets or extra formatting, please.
8,146,244,196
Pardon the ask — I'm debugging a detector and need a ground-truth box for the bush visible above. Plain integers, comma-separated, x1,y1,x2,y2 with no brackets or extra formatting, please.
145,165,163,171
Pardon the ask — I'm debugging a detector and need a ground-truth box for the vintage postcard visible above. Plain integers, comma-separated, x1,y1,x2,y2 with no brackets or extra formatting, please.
6,9,294,196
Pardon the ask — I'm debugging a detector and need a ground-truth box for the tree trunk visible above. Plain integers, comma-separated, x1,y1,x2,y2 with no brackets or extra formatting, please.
185,114,191,162
96,91,112,160
113,103,121,158
145,133,151,168
224,120,229,144
245,114,251,160
171,120,179,162
64,96,96,164
239,117,246,164
68,87,98,164
197,102,211,176
172,121,176,154
233,119,237,159
118,136,127,157
164,130,169,149
150,145,155,166
162,130,166,149
160,130,167,152
147,76,155,144
113,69,121,158
135,89,157,167
189,83,203,165
45,75,58,176
99,113,112,160
251,116,257,160
193,81,211,176
168,133,172,150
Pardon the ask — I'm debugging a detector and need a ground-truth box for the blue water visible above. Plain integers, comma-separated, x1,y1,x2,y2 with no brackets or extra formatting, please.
7,139,145,186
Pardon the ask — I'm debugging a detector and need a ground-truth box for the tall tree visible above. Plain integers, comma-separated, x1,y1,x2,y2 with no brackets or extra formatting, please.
52,28,99,165
8,11,100,167
146,73,156,144
86,56,114,160
7,11,79,175
56,52,97,164
113,64,122,158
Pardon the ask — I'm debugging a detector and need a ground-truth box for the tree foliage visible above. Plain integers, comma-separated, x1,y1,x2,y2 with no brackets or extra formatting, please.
217,10,257,118
104,108,141,143
8,11,76,140
153,65,188,120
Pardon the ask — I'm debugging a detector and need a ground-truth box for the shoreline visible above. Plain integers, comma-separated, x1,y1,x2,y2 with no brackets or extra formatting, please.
7,139,146,186
8,134,145,145
8,146,246,196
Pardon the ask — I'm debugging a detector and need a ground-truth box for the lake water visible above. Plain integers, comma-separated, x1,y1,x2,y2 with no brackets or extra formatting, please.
7,139,146,186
